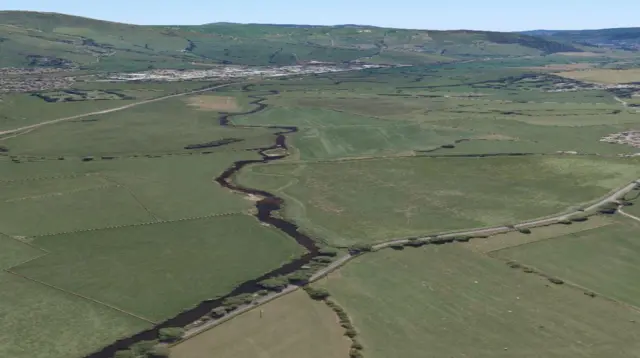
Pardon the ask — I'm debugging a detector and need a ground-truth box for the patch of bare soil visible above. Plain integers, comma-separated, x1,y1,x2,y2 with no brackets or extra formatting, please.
185,95,240,112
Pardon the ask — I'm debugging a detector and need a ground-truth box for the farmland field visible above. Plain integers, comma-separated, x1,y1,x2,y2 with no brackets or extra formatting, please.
237,156,640,245
0,271,151,358
493,218,640,309
318,245,640,358
0,154,260,236
10,215,305,322
171,290,350,358
2,24,640,358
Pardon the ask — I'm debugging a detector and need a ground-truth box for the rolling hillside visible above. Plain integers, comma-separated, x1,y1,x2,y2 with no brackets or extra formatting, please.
0,11,586,70
522,28,640,51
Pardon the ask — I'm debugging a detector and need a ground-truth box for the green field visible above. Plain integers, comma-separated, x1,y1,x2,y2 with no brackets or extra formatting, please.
171,290,350,358
2,94,276,157
0,154,259,236
10,215,305,322
237,156,640,245
493,218,640,309
319,245,640,358
0,271,151,358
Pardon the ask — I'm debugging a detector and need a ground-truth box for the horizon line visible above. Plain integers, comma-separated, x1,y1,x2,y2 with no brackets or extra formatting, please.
1,9,638,32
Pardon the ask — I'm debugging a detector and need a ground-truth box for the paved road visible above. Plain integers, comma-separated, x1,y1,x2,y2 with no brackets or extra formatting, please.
0,83,231,137
180,178,640,341
619,208,640,223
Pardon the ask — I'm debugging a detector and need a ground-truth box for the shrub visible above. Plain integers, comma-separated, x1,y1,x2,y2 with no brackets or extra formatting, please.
210,306,227,318
318,247,339,257
82,156,94,162
148,345,170,358
114,350,135,358
130,340,158,356
344,328,358,338
257,289,270,296
348,243,373,255
569,215,588,222
287,270,312,285
223,293,254,307
312,256,334,264
158,327,185,342
350,348,364,358
517,227,532,234
258,276,288,291
548,277,564,285
351,339,364,350
304,286,330,300
441,144,455,149
558,220,572,225
454,236,471,242
0,145,8,153
390,244,405,250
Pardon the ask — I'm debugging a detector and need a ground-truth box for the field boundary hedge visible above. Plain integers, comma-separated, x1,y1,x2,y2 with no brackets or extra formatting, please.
32,211,248,238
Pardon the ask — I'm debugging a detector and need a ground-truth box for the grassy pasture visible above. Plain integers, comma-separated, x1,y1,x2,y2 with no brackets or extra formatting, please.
0,92,136,131
0,154,259,236
464,215,615,253
0,271,150,358
171,290,350,358
493,218,640,309
2,95,276,157
237,156,640,246
0,233,44,269
557,69,640,84
319,245,640,358
12,215,305,322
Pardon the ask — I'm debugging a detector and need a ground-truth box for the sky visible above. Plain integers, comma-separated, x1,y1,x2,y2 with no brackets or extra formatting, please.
2,0,639,31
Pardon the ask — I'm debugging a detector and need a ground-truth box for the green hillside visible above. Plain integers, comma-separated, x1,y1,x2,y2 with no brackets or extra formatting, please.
0,11,585,70
522,28,640,51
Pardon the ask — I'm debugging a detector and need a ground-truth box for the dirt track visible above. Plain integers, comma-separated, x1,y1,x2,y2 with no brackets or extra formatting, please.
0,83,231,138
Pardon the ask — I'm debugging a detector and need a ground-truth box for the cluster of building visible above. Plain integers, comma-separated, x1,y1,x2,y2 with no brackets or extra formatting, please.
0,68,75,93
601,130,640,148
100,63,386,82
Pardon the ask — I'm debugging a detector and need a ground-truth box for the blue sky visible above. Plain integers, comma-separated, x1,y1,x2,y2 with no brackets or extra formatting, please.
2,0,638,31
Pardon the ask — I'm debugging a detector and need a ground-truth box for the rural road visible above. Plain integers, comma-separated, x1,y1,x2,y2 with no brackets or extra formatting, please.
619,208,640,223
614,96,640,113
0,83,231,137
181,178,640,341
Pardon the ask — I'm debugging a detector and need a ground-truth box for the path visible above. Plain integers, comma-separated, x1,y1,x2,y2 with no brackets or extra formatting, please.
0,83,232,138
619,208,640,223
614,96,640,113
179,177,640,341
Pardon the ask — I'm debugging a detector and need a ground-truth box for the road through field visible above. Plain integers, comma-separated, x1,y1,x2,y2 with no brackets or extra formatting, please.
0,83,232,138
619,208,640,223
180,178,640,341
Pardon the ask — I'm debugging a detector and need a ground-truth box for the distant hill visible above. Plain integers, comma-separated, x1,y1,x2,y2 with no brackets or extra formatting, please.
0,11,587,71
521,28,640,51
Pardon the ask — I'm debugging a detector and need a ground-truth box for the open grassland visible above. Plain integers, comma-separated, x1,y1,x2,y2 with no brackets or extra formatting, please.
493,218,640,309
0,233,44,269
557,69,640,84
464,215,616,253
319,245,640,358
1,95,275,157
237,156,640,246
171,290,350,358
0,154,258,236
234,77,640,159
10,215,305,322
0,92,137,131
0,272,150,358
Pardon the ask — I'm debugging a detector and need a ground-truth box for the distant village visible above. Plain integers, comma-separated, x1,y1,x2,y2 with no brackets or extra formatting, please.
99,63,387,82
601,130,640,150
0,63,388,93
